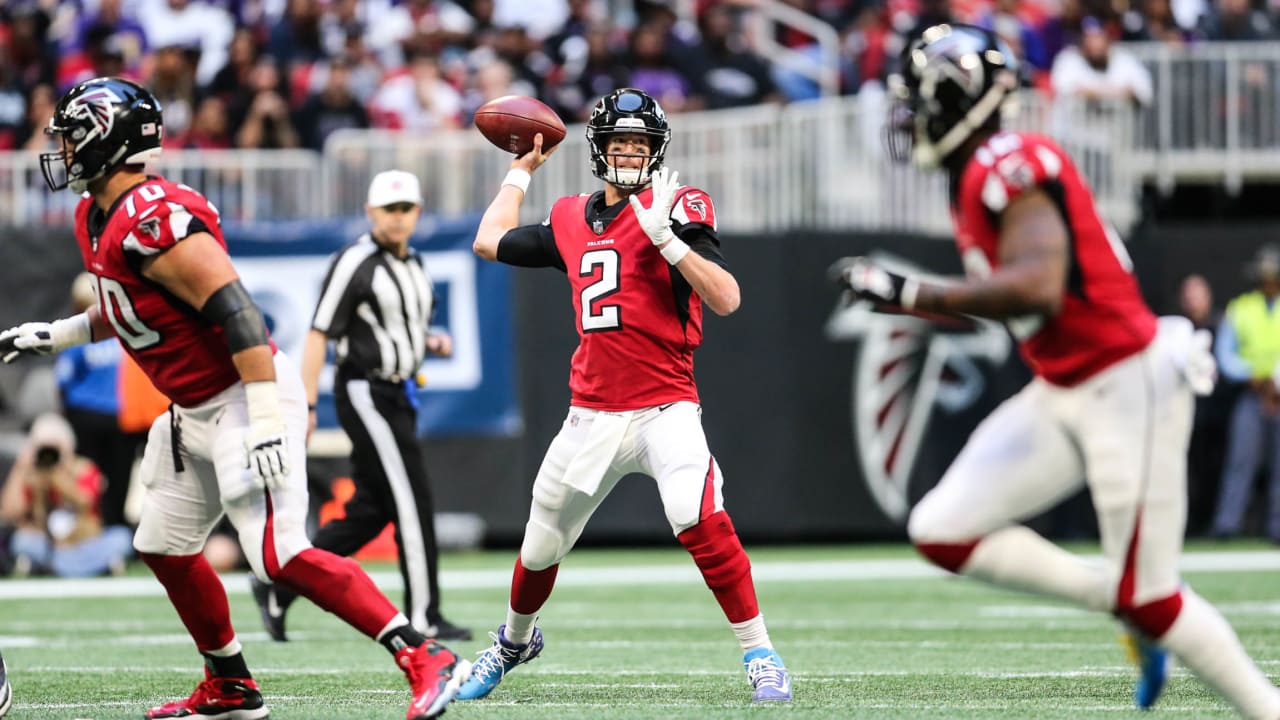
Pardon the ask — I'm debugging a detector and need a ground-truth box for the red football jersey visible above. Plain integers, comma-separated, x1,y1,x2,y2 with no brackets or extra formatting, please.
952,132,1156,386
548,186,718,410
74,177,245,407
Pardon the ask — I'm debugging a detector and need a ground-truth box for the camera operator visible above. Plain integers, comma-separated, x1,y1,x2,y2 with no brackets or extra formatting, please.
0,414,133,577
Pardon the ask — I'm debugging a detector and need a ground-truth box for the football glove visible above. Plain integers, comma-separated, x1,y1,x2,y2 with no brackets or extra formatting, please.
830,256,919,310
0,315,93,363
628,166,679,248
1185,329,1217,397
244,381,290,490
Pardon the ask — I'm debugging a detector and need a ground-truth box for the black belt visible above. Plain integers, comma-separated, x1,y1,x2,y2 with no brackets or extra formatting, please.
338,366,411,385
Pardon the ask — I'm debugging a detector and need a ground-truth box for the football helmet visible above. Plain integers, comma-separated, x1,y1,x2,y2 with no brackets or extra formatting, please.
885,24,1019,168
586,88,670,188
41,77,164,193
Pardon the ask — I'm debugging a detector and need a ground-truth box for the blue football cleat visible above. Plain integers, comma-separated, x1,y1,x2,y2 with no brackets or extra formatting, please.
456,624,544,700
1122,629,1169,710
744,647,792,702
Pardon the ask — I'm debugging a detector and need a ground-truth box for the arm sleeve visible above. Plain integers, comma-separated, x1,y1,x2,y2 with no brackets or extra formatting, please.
311,246,367,337
676,224,727,269
496,222,565,271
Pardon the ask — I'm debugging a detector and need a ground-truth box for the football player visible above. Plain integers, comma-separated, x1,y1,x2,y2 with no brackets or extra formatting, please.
458,88,792,703
0,77,467,720
836,24,1280,718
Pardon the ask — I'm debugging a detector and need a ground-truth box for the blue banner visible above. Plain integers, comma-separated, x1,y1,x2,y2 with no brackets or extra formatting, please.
224,215,520,437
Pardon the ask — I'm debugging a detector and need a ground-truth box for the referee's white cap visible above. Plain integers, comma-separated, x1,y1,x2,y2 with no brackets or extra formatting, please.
367,170,424,207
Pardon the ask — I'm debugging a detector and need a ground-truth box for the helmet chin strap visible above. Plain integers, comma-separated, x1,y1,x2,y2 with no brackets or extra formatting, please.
913,71,1016,168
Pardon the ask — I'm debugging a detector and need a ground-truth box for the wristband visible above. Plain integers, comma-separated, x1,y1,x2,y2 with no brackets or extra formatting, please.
502,169,531,194
244,381,282,425
51,313,93,350
900,277,920,311
659,237,691,265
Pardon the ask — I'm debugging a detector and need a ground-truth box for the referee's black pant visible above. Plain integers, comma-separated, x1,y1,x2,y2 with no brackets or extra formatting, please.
312,370,444,631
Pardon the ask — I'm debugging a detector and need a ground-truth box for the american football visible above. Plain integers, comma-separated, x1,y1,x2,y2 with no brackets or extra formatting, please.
474,95,566,155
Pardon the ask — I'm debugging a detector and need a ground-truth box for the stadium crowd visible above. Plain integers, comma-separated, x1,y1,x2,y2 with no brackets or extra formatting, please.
0,0,1272,154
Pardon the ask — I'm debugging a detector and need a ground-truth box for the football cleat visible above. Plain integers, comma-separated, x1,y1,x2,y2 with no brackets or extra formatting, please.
145,669,268,719
396,640,468,720
0,650,11,718
456,624,544,700
1122,629,1170,710
248,575,294,643
424,616,473,642
744,647,793,702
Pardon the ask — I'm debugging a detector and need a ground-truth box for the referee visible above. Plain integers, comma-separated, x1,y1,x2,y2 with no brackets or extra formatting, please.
250,170,471,642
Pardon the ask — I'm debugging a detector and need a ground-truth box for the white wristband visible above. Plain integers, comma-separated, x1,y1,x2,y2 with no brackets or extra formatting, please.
51,313,93,351
900,277,920,311
659,237,691,265
244,381,283,425
502,169,531,194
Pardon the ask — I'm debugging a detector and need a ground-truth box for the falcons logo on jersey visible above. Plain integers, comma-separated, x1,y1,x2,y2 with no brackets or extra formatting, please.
66,86,122,143
825,253,1010,522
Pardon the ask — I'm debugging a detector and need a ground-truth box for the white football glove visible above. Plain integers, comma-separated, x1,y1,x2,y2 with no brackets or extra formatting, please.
0,315,93,363
830,256,919,310
244,381,290,490
1186,328,1217,397
628,166,680,248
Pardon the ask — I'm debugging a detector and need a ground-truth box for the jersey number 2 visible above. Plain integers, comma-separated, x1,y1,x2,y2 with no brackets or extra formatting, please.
580,249,621,332
96,276,161,350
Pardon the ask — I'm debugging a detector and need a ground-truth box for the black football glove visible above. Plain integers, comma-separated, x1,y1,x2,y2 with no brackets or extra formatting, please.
829,257,917,309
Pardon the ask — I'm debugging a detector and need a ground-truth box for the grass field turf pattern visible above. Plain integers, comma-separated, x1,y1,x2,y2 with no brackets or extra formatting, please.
3,541,1279,719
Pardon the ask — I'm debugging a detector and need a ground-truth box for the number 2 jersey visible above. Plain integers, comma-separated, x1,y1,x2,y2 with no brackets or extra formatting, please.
497,184,724,411
74,177,247,407
952,132,1156,387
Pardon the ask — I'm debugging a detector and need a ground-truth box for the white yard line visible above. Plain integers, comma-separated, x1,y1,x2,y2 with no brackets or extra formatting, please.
0,550,1276,601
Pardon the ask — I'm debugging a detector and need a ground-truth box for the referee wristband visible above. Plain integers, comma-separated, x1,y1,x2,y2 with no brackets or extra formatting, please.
502,169,531,194
659,237,691,265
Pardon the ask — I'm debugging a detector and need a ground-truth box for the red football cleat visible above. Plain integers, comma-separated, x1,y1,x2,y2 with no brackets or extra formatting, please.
145,669,268,720
396,641,469,720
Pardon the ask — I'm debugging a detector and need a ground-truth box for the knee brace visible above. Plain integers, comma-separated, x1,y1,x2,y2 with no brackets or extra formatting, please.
520,516,566,572
677,510,750,590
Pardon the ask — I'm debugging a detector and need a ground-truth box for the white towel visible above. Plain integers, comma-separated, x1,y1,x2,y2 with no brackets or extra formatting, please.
1157,315,1216,396
562,410,634,496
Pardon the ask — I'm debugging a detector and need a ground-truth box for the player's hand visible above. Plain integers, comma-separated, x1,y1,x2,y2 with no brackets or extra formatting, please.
425,332,453,358
0,322,57,362
1185,329,1217,396
243,381,290,490
628,166,679,248
829,257,916,309
512,133,557,174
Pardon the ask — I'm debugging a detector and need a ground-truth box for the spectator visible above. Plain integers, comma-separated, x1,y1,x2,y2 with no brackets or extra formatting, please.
268,0,328,68
0,414,133,578
688,4,782,110
0,30,25,150
1178,274,1234,536
979,0,1052,73
56,24,134,92
462,55,527,124
62,0,148,70
146,44,199,148
369,50,462,131
208,27,260,103
627,22,697,113
365,0,474,68
1209,246,1280,541
295,56,369,150
55,273,142,530
1122,0,1193,43
5,5,57,92
1050,16,1153,108
1197,0,1275,40
135,0,234,85
183,95,234,150
549,22,629,121
17,82,54,151
230,55,301,149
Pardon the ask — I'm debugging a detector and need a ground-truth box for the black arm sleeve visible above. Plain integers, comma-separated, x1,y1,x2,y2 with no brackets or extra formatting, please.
200,279,270,353
675,224,728,269
496,223,566,272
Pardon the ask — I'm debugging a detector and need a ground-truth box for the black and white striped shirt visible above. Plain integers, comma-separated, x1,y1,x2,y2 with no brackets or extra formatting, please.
312,234,435,381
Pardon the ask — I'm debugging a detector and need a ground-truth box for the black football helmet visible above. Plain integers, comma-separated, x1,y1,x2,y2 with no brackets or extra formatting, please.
885,24,1019,168
586,88,671,188
41,77,164,193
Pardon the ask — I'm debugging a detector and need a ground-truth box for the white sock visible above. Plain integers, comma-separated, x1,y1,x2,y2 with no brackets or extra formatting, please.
503,608,538,646
962,526,1112,611
1160,588,1280,720
732,614,772,652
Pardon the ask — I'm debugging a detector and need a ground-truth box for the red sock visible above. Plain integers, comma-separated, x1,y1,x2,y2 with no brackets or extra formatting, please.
677,511,760,623
511,557,559,615
140,552,236,652
276,548,399,639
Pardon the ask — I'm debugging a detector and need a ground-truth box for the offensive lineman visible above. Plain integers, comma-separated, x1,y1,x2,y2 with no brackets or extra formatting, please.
835,25,1280,718
457,88,792,703
0,77,466,720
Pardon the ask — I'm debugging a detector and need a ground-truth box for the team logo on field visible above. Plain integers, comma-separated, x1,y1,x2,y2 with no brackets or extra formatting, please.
824,253,1010,523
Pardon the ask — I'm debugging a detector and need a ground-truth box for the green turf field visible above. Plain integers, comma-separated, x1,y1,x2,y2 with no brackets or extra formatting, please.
3,541,1280,719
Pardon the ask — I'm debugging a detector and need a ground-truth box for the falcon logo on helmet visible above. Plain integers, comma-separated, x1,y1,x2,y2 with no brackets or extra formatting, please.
41,77,165,194
66,86,123,146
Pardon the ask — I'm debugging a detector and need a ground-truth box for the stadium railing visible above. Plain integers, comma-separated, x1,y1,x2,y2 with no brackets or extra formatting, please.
9,41,1280,234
